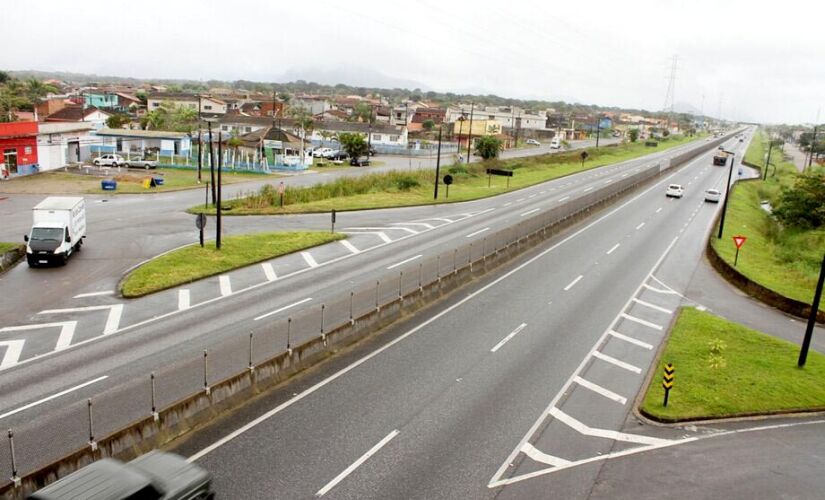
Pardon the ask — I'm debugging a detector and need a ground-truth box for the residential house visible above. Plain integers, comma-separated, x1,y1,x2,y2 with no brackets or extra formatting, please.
291,95,331,116
315,109,350,121
35,98,70,119
82,91,119,110
147,93,227,115
92,128,191,159
450,119,506,150
240,100,284,118
36,122,95,170
408,107,447,131
45,106,112,130
446,106,547,132
0,122,39,177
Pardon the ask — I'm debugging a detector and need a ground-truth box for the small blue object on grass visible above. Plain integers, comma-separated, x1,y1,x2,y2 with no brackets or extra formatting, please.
101,179,117,191
153,177,164,186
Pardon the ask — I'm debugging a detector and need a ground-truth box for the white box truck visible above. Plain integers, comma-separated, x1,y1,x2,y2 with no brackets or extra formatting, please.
24,196,86,267
550,136,562,149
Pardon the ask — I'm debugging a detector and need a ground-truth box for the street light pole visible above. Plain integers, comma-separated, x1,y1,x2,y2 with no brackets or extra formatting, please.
807,125,818,172
763,140,774,181
798,253,825,367
717,151,736,239
434,125,442,200
466,102,474,164
595,114,601,148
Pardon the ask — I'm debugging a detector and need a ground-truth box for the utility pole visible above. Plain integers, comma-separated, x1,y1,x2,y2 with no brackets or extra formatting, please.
798,253,825,367
717,152,735,239
433,125,442,199
662,55,677,133
763,140,774,181
807,124,819,171
197,95,202,183
216,131,222,249
595,115,601,148
466,102,474,164
208,121,216,204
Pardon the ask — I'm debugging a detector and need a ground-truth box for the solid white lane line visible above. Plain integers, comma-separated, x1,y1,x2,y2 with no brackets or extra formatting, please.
0,375,109,421
72,290,114,298
583,186,593,192
254,297,313,321
466,227,490,238
573,376,627,405
521,443,570,467
262,262,278,281
655,207,662,213
591,350,642,373
632,298,673,314
339,240,360,255
563,275,583,291
550,407,667,445
301,252,319,268
347,226,417,234
387,254,422,270
520,208,540,217
558,196,570,202
608,330,653,350
178,289,190,311
219,275,232,296
606,243,620,255
635,222,645,230
621,312,663,331
392,222,434,229
420,217,454,223
490,323,527,352
315,430,399,497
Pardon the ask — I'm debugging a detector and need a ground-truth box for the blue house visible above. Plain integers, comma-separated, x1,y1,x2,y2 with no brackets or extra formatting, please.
83,92,120,110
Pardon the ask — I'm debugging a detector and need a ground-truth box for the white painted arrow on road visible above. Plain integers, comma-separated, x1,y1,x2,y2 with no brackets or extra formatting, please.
39,304,124,335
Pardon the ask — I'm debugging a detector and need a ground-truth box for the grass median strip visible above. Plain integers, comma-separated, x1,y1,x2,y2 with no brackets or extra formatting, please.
120,231,344,298
190,134,704,215
0,242,24,254
641,308,825,422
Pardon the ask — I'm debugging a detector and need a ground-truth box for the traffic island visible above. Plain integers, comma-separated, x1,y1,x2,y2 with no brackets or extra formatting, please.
0,242,25,274
119,231,345,297
640,307,825,423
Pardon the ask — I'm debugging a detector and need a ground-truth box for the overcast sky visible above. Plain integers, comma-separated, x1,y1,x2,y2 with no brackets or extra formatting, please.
3,0,822,124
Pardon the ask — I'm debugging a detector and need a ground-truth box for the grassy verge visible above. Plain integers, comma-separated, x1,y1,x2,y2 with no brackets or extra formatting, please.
0,242,24,254
641,308,825,422
120,231,344,297
191,134,705,215
711,130,823,307
0,168,268,195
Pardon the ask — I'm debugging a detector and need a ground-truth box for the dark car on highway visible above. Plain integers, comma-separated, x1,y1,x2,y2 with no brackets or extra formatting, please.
328,150,349,161
350,156,370,167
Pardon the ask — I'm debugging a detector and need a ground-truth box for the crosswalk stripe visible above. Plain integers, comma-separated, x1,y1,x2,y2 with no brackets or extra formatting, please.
573,376,627,404
621,313,663,331
591,350,642,373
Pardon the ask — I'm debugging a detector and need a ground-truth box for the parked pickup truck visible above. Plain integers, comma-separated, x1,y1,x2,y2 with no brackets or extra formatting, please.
24,196,86,267
29,451,214,500
124,155,158,169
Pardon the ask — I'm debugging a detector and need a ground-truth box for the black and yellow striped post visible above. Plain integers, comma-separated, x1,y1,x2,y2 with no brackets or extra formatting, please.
662,363,675,406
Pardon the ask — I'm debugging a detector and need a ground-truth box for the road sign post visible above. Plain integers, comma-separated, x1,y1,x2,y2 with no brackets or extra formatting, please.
662,363,675,406
278,181,285,207
195,213,207,247
732,235,747,266
580,150,589,168
331,209,336,233
443,174,453,199
799,252,825,367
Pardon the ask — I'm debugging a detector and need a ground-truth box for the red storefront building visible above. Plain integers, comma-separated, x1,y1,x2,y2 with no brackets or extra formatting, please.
0,121,39,178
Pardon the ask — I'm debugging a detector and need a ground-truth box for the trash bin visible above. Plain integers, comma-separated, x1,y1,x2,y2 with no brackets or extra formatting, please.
153,176,164,186
101,179,117,191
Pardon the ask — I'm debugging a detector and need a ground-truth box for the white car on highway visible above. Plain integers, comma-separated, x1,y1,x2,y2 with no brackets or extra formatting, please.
666,184,684,198
526,139,541,146
704,188,722,203
312,147,334,158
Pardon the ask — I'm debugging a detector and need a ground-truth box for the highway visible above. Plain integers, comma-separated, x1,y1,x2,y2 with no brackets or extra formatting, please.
0,135,714,480
161,134,766,498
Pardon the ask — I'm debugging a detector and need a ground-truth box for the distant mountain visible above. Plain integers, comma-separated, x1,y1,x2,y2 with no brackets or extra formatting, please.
672,101,703,116
277,66,430,92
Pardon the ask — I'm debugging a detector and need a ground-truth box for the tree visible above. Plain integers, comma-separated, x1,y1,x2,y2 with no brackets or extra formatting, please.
25,78,57,103
0,71,9,85
628,129,640,142
106,113,130,129
475,136,503,160
338,132,369,158
773,173,825,229
351,103,374,124
140,102,198,132
422,119,435,131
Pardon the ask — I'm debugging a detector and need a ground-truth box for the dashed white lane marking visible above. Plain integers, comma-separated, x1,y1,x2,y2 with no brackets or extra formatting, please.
563,275,583,291
254,297,313,321
0,375,109,421
178,289,190,310
642,283,678,295
516,198,526,202
219,275,232,296
549,407,668,445
521,208,540,217
573,376,627,405
655,207,662,213
591,350,642,373
73,290,114,298
528,194,537,199
491,323,527,352
0,340,24,369
387,254,422,270
39,305,123,335
606,243,620,255
301,252,319,268
583,186,593,192
632,298,673,314
339,240,360,255
635,222,645,230
539,191,546,195
558,196,570,202
608,329,653,350
466,227,490,238
521,443,571,467
621,312,663,331
503,202,513,207
262,262,278,280
315,430,399,497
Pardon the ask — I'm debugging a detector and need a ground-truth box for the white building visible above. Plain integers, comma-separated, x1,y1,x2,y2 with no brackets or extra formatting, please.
36,122,95,171
446,106,548,131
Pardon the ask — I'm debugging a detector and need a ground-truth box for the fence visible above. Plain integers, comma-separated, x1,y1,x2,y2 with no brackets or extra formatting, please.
0,133,736,499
